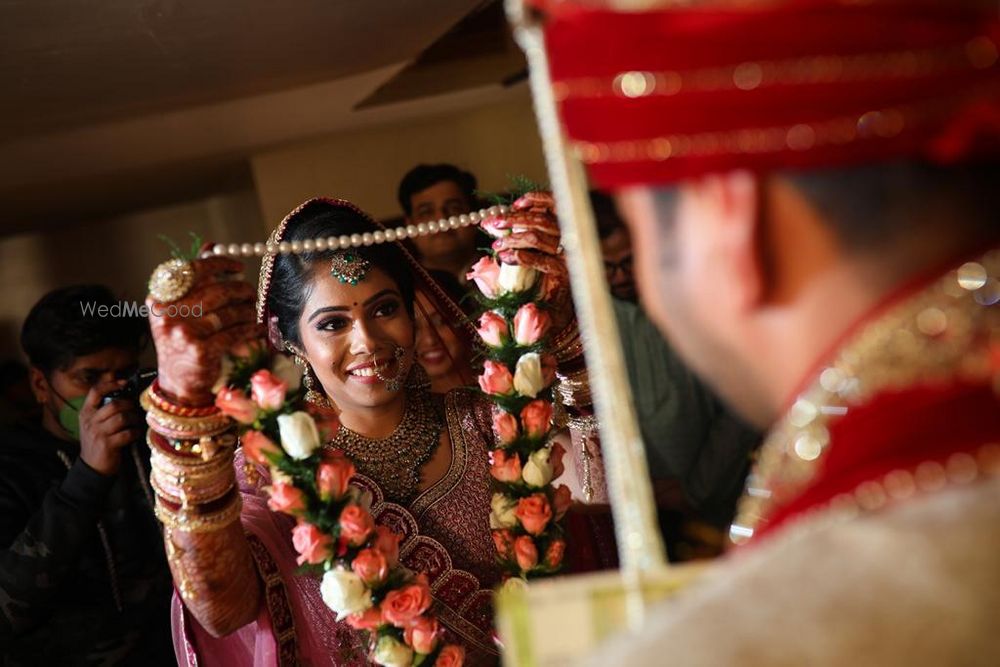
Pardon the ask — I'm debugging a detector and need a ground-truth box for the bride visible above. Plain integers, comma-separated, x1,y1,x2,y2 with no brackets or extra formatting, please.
144,196,609,666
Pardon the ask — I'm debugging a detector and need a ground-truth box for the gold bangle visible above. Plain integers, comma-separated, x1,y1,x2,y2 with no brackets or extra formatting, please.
154,493,242,533
552,320,584,363
145,407,233,437
555,370,592,407
157,432,237,460
147,428,237,462
151,465,235,507
150,447,235,482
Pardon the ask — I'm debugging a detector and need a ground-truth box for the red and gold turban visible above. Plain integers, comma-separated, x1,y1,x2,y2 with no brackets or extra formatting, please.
530,0,1000,187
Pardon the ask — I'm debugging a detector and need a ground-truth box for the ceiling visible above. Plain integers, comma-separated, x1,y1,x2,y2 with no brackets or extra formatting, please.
0,0,525,233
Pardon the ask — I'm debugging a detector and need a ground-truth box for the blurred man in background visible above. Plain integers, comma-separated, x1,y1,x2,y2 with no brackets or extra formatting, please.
397,163,482,282
1,285,173,665
590,190,637,302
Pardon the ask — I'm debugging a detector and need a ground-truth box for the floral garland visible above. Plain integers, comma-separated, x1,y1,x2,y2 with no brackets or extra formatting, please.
468,196,571,580
214,342,464,667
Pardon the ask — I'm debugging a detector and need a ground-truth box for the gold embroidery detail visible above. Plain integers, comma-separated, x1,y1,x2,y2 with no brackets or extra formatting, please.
555,37,997,101
731,248,1000,543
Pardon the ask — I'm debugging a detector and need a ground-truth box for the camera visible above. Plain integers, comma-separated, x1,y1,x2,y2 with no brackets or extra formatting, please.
100,368,157,407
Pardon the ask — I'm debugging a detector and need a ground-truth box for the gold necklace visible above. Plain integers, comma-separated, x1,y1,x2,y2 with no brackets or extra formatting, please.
328,387,442,504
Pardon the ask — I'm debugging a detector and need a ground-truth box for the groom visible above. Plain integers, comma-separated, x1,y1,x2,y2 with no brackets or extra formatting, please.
520,0,1000,662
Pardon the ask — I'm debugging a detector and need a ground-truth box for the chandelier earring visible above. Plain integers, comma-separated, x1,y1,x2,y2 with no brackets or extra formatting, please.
286,344,330,407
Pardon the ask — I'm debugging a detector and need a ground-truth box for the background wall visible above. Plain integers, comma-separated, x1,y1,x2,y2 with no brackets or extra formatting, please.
1,89,547,363
251,90,546,225
0,190,262,361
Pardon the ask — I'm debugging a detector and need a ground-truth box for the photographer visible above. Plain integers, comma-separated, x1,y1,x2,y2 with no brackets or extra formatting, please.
1,285,173,665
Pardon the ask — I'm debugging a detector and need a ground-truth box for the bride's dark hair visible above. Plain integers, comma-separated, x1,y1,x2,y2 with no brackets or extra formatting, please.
266,199,416,348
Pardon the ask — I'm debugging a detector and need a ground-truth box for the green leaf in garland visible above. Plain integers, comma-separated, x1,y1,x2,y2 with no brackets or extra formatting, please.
158,232,205,261
475,174,550,208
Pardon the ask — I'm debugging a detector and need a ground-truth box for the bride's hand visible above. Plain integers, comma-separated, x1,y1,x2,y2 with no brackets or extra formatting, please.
146,257,265,406
488,192,573,332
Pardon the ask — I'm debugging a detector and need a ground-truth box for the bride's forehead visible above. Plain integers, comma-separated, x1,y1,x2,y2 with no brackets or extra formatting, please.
304,264,397,302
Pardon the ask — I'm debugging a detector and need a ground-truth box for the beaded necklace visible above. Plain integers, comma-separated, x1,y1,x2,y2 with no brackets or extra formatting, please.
327,387,442,505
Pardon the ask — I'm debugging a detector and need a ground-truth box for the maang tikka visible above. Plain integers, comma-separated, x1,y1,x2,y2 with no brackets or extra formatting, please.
329,250,372,285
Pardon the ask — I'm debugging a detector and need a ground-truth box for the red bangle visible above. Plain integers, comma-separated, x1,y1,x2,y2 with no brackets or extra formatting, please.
147,380,220,417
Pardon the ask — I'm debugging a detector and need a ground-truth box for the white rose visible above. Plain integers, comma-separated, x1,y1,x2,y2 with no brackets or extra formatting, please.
277,411,320,460
500,576,529,595
372,636,414,667
270,353,303,392
319,568,373,621
490,492,518,529
498,262,539,294
513,353,545,398
522,447,554,488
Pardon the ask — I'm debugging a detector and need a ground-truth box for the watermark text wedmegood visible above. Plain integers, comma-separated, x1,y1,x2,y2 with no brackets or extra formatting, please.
80,301,203,318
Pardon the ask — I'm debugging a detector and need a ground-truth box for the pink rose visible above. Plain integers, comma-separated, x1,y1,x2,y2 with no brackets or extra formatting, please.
478,360,514,396
515,493,553,536
514,535,539,571
492,529,515,560
550,442,566,479
493,411,520,445
512,303,552,346
434,644,465,667
552,484,572,520
351,548,388,586
373,525,401,568
250,369,287,410
545,538,566,568
241,430,281,465
489,449,522,483
267,483,306,515
466,256,501,298
316,452,355,501
404,615,440,655
382,575,432,627
346,605,383,631
477,311,509,348
214,387,258,424
292,522,333,565
519,400,553,439
339,504,375,546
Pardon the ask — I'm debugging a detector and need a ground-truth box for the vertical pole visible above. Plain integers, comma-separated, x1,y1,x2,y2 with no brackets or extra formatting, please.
506,0,668,630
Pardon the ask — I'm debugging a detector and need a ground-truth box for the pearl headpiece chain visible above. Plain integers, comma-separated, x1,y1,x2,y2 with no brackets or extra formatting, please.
204,204,511,258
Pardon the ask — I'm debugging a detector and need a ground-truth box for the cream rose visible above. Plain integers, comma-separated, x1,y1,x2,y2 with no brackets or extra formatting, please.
489,492,518,530
497,262,538,294
522,447,554,488
277,411,321,459
513,353,545,398
319,568,373,621
372,635,414,667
